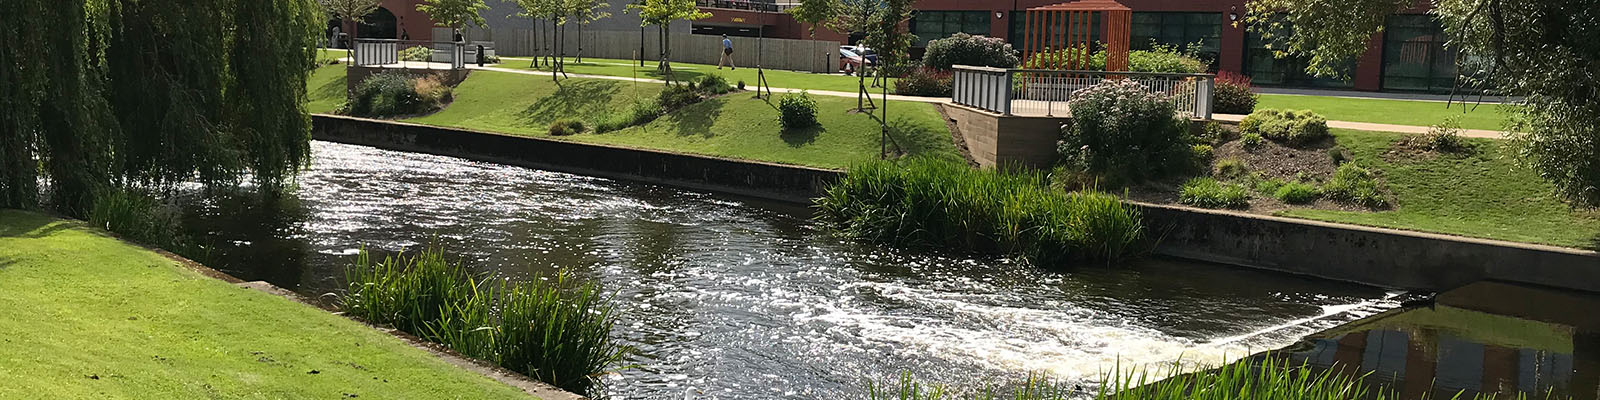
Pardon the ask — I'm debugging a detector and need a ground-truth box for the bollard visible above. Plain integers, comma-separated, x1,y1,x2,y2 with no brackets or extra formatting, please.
477,45,485,67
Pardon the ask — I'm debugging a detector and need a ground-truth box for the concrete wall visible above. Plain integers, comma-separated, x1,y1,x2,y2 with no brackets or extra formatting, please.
943,103,1069,169
1139,202,1600,293
465,26,837,72
311,115,838,203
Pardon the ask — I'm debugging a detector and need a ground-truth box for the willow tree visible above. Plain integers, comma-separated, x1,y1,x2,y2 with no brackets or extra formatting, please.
1245,0,1600,207
0,0,322,216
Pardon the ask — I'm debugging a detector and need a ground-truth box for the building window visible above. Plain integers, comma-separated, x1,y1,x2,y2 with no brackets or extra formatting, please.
1244,25,1352,88
911,11,990,46
1131,12,1220,64
1007,11,1101,51
1382,14,1457,92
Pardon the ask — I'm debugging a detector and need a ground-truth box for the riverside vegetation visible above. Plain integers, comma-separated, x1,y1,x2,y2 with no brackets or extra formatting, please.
341,247,627,395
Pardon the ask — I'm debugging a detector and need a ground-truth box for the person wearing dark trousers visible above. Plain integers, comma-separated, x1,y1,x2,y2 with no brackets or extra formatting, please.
717,34,736,70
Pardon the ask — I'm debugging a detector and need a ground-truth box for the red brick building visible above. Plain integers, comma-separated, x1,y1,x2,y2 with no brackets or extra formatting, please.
331,0,438,43
693,0,1457,92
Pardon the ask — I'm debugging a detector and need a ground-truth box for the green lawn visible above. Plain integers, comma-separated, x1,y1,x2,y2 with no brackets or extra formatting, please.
403,69,958,169
317,48,349,63
307,64,347,115
1256,94,1513,130
1279,129,1600,249
0,210,535,399
500,56,891,93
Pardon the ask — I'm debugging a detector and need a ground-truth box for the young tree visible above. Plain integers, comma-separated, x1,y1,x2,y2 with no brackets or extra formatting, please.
831,0,884,107
318,0,381,63
1244,0,1600,207
628,0,710,78
863,0,913,158
506,0,560,68
417,0,489,40
567,0,612,63
786,0,840,73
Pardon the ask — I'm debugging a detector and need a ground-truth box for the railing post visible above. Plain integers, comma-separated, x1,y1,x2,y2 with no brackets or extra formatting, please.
1198,76,1214,120
1001,70,1013,116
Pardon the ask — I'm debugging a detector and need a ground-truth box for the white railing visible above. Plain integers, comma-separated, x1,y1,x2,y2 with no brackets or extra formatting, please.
353,39,468,70
952,65,1214,120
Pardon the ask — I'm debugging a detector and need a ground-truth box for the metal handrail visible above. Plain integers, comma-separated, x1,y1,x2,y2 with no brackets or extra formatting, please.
951,65,1215,120
353,39,469,70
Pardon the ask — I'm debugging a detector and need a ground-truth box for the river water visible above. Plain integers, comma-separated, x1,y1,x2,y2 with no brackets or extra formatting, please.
179,141,1400,398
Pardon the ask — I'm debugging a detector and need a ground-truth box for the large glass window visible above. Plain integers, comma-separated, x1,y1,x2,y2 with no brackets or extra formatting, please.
1382,14,1457,92
911,11,991,46
1130,12,1221,61
1244,24,1353,88
1007,11,1101,50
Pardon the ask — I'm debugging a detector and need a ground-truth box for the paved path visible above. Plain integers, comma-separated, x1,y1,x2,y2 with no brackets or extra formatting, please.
356,61,1513,139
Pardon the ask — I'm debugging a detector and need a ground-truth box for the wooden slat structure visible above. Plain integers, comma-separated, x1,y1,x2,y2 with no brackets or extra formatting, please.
1021,0,1131,71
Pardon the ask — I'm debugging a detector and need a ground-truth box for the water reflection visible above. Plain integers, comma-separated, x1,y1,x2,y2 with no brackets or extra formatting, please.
1278,281,1600,399
179,141,1402,398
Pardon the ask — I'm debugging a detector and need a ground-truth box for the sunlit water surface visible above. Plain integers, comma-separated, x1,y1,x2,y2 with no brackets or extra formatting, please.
179,141,1399,398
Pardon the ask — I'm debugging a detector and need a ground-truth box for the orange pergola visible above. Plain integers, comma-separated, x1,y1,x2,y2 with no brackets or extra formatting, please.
1021,0,1132,71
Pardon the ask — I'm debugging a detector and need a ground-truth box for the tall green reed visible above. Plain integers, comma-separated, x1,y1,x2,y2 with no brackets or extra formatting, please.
342,247,627,395
816,157,1144,264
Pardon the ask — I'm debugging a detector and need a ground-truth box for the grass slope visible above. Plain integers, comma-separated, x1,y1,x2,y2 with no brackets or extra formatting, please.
307,64,347,115
1279,129,1600,249
502,56,890,93
404,70,957,169
1256,94,1512,130
0,210,534,400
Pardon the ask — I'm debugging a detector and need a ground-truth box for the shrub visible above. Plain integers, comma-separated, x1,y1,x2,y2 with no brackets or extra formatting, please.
594,99,662,133
1328,146,1351,164
657,83,702,111
1196,121,1230,145
1023,43,1207,73
922,33,1020,69
343,247,626,395
1024,45,1099,70
1408,115,1472,153
349,71,451,118
1273,181,1321,204
815,158,1143,263
1241,133,1264,150
694,74,732,95
1214,157,1248,179
1213,71,1258,114
1239,109,1330,145
1058,80,1191,183
481,54,500,64
1324,163,1388,207
778,91,819,130
548,119,585,136
1180,177,1251,209
399,46,432,62
1190,144,1214,165
736,80,746,90
893,67,953,97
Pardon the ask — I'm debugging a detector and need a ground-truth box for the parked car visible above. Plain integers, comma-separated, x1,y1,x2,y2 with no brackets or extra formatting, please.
840,48,871,75
841,45,879,64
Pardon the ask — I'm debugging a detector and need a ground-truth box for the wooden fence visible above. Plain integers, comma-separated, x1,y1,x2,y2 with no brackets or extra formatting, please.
460,27,839,73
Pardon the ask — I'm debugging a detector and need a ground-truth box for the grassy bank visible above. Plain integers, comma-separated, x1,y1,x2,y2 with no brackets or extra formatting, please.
307,64,347,115
1281,129,1600,249
0,210,535,399
1256,94,1512,130
502,56,890,93
394,69,957,169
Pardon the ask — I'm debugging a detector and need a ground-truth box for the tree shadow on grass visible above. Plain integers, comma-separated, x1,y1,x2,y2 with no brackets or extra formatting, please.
663,97,726,138
517,79,621,126
313,73,346,102
781,125,825,147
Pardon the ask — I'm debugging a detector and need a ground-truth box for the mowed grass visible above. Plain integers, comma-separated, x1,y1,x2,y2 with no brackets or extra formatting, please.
1256,94,1513,130
501,56,892,93
403,69,958,169
0,210,535,400
1279,129,1600,249
307,63,347,115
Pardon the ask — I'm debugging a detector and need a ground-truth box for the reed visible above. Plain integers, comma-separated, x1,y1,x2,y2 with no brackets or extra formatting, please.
342,247,627,395
816,158,1144,264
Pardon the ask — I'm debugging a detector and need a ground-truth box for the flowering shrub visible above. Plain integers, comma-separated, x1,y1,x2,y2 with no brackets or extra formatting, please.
922,33,1021,69
1058,79,1192,183
1214,70,1257,114
893,67,953,97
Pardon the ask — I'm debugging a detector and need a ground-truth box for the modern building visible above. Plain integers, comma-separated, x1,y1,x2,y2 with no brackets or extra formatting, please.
690,0,1459,92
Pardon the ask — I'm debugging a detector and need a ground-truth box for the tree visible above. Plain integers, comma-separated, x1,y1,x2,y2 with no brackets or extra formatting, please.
862,0,913,158
568,0,612,63
506,0,565,78
830,0,884,107
1,0,322,216
417,0,489,38
628,0,710,79
318,0,381,63
786,0,840,73
1244,0,1600,207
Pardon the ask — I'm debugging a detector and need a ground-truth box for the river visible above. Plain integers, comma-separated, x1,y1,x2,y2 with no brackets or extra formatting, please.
178,141,1400,398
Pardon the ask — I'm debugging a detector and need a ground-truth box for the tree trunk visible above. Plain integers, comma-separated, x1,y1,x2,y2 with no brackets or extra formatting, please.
576,23,584,63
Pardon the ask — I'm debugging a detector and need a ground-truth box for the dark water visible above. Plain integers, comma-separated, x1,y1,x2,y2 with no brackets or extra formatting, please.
180,141,1401,398
1276,281,1600,399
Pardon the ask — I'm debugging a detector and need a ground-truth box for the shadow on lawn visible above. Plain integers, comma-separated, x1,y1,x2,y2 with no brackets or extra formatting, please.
663,97,725,138
313,70,346,102
518,80,621,125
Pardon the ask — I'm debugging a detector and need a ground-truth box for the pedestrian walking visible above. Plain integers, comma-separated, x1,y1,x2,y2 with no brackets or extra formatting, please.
717,34,736,70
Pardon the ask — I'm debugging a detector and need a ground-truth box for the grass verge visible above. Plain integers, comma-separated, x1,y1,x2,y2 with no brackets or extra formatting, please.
1279,129,1600,249
400,69,958,169
1256,94,1511,131
0,210,533,399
